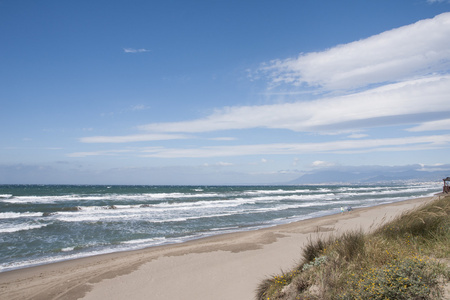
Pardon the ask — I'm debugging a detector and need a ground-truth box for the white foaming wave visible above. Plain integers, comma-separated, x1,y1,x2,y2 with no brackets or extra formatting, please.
246,186,360,195
52,201,241,222
121,233,208,250
75,205,144,211
336,183,439,193
68,199,249,214
61,247,75,252
238,201,328,215
0,223,47,233
0,212,43,219
148,198,257,210
209,226,239,231
3,195,76,204
337,186,437,198
5,191,223,204
335,186,403,192
122,237,167,245
355,195,434,207
151,212,236,223
55,206,238,223
246,204,308,213
174,198,249,206
80,192,221,201
120,192,221,200
240,198,364,216
54,212,144,222
50,194,339,223
243,189,310,195
0,194,13,199
249,193,336,202
242,188,340,196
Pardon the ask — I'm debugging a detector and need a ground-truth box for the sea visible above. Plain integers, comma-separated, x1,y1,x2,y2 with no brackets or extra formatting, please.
0,182,441,273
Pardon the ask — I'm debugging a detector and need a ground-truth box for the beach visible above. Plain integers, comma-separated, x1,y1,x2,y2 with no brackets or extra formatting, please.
0,195,438,300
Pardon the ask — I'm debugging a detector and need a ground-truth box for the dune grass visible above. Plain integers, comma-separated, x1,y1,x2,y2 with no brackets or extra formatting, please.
256,195,450,300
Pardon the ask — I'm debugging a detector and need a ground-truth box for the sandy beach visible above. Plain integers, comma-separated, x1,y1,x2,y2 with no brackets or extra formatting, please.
0,195,439,300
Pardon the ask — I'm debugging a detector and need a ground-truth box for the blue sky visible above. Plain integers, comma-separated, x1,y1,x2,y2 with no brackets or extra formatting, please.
1,0,450,185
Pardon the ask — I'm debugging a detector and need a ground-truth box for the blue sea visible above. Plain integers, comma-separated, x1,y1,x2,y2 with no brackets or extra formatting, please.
0,183,441,272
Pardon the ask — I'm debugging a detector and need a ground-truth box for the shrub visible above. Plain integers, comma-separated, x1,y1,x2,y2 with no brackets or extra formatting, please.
302,255,328,271
339,256,444,300
302,236,329,264
331,230,365,263
375,197,449,242
256,278,275,300
256,270,302,300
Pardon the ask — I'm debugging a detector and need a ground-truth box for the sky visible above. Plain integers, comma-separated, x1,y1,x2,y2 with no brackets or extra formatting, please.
1,0,450,185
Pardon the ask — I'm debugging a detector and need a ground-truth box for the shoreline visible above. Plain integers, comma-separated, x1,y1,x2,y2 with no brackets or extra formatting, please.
0,195,439,300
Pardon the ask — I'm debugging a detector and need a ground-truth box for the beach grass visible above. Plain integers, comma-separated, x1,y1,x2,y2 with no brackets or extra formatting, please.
256,194,450,300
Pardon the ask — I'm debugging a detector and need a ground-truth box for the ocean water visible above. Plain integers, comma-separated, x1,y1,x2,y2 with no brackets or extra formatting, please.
0,183,441,272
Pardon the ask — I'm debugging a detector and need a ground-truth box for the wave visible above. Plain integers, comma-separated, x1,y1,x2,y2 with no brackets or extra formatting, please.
0,223,47,233
121,237,168,245
336,186,435,198
3,192,223,204
1,183,438,205
0,212,43,219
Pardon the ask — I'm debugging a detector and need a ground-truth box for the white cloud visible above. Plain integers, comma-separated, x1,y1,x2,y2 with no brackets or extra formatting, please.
209,137,237,141
407,118,450,132
203,161,234,167
417,163,450,171
67,149,132,158
123,48,150,53
311,160,336,168
347,133,369,139
74,13,450,168
216,161,233,166
130,105,150,111
138,75,450,134
80,133,190,143
138,134,450,158
258,12,450,90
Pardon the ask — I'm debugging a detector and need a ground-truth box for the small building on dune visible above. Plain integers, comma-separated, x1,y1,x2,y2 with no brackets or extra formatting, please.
443,177,450,193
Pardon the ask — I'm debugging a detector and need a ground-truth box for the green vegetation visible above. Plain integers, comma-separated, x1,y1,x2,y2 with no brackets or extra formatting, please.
256,195,450,300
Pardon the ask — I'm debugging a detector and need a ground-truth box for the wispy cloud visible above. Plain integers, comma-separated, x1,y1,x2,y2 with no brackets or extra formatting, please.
69,133,450,159
67,149,132,158
311,160,336,168
80,133,190,143
209,137,237,141
138,134,450,158
130,104,150,111
76,13,450,165
347,133,369,139
137,75,450,134
407,118,450,132
257,12,450,91
123,48,150,53
203,161,234,167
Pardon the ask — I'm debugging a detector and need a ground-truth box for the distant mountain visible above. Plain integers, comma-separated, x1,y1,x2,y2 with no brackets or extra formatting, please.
289,166,450,185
